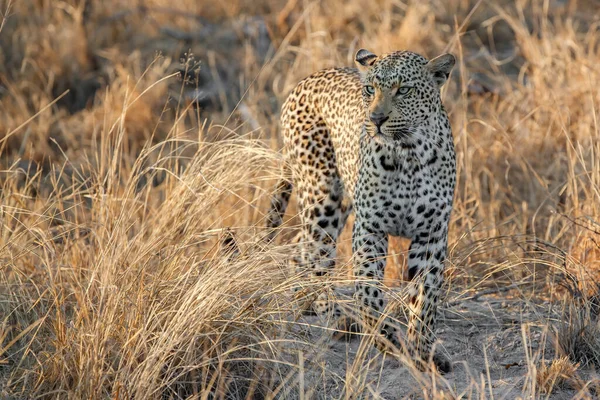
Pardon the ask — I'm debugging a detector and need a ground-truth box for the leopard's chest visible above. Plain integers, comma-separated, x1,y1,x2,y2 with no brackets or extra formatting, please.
353,136,451,238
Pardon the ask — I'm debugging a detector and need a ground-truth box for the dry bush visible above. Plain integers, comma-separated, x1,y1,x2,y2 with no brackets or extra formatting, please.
0,135,301,398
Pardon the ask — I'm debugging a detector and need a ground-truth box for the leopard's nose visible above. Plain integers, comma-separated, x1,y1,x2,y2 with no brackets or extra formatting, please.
370,113,389,127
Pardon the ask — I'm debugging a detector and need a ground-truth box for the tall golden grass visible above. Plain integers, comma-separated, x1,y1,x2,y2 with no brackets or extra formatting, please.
1,0,600,398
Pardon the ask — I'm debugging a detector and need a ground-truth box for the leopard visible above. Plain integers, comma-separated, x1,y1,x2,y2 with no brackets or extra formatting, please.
265,49,456,373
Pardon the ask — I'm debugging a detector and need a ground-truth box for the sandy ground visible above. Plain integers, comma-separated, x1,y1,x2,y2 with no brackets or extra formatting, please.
281,290,594,399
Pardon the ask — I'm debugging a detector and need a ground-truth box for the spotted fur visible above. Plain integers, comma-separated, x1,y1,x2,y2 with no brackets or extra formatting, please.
267,50,456,372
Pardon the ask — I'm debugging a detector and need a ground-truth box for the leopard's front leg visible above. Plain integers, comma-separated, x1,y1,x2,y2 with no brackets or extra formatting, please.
406,215,452,373
352,220,401,350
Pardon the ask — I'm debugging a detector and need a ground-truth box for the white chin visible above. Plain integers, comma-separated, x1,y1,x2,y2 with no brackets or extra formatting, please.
371,132,395,144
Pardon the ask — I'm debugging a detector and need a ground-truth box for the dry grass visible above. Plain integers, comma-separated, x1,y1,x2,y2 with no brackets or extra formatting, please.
556,285,600,368
536,357,580,395
1,0,600,398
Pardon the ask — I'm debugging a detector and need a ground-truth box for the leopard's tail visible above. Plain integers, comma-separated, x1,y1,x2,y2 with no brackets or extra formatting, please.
220,164,293,259
264,172,293,242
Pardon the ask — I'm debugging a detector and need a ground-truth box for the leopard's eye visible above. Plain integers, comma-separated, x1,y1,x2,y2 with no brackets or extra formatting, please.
364,85,375,95
397,86,413,96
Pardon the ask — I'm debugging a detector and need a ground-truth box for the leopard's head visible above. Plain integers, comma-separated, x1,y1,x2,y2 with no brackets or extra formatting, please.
355,49,455,142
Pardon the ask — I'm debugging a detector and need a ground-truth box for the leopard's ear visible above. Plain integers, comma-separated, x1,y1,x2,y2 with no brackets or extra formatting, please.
355,49,378,72
426,53,455,88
